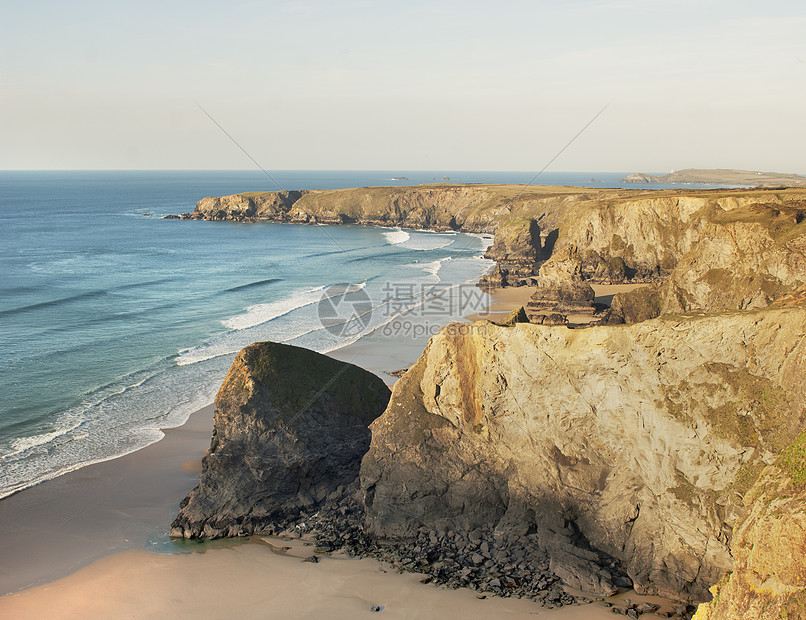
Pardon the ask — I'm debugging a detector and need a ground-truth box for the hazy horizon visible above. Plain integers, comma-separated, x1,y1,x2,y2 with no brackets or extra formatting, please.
2,1,804,173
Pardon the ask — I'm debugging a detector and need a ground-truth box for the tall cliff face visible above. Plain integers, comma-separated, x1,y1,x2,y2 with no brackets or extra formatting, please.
360,310,806,601
171,342,390,539
659,203,806,314
693,433,806,620
603,201,806,323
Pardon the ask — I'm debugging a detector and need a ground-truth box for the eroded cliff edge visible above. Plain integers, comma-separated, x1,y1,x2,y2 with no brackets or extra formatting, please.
360,310,806,602
693,431,806,619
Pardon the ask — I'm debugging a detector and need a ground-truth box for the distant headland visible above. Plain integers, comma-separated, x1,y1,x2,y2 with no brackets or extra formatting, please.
622,168,806,187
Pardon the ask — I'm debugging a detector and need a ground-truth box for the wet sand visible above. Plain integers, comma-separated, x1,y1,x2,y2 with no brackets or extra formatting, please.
465,286,537,322
0,535,679,619
0,538,587,619
0,405,215,595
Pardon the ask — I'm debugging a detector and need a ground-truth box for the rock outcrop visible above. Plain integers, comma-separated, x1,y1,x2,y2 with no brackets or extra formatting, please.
360,309,806,601
525,246,597,319
479,218,542,287
171,342,390,538
606,284,662,324
693,432,806,619
497,305,530,326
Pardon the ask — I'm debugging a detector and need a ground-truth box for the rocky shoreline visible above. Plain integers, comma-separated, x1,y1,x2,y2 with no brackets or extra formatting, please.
263,496,700,619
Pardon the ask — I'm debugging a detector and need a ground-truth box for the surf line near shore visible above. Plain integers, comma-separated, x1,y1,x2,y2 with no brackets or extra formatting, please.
0,219,493,502
0,222,502,597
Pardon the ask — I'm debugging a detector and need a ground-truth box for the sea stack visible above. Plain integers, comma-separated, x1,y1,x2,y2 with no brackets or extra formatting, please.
171,342,390,539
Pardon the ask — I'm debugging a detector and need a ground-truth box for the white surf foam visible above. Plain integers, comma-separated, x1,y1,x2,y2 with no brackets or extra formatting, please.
4,427,75,458
399,233,455,251
381,228,411,245
221,285,327,330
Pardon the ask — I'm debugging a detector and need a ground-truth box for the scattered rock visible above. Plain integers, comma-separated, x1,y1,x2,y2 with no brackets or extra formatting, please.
497,306,530,326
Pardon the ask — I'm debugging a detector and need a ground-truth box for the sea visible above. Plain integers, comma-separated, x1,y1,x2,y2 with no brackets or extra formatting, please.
0,170,727,500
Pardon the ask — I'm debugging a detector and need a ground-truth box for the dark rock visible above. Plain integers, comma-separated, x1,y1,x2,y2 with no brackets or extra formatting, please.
171,342,390,538
537,313,568,326
548,546,618,597
607,284,662,325
304,555,319,563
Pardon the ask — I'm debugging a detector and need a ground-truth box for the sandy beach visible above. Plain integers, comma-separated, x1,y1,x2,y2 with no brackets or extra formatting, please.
0,534,678,619
0,282,673,618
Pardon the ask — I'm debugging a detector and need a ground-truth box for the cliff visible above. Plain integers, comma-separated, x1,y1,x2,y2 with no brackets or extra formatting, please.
171,342,390,538
184,186,806,310
606,201,806,322
478,217,544,287
360,309,806,602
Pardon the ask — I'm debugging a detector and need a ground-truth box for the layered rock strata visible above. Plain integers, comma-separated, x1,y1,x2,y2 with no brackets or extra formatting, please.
360,309,806,602
171,342,390,538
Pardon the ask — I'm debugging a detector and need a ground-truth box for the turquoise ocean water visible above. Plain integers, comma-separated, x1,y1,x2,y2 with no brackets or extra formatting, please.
0,170,723,499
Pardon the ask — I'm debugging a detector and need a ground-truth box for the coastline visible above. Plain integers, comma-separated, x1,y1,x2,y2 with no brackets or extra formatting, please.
0,267,495,596
0,283,681,618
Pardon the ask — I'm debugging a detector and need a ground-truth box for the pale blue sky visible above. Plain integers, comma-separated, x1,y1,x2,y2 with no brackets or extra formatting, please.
2,0,804,172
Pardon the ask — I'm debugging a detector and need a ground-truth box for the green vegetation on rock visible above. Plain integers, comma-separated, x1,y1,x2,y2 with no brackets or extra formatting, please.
778,431,806,489
245,341,387,423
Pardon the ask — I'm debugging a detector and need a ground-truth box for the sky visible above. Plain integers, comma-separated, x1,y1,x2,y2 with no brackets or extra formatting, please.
1,0,804,172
